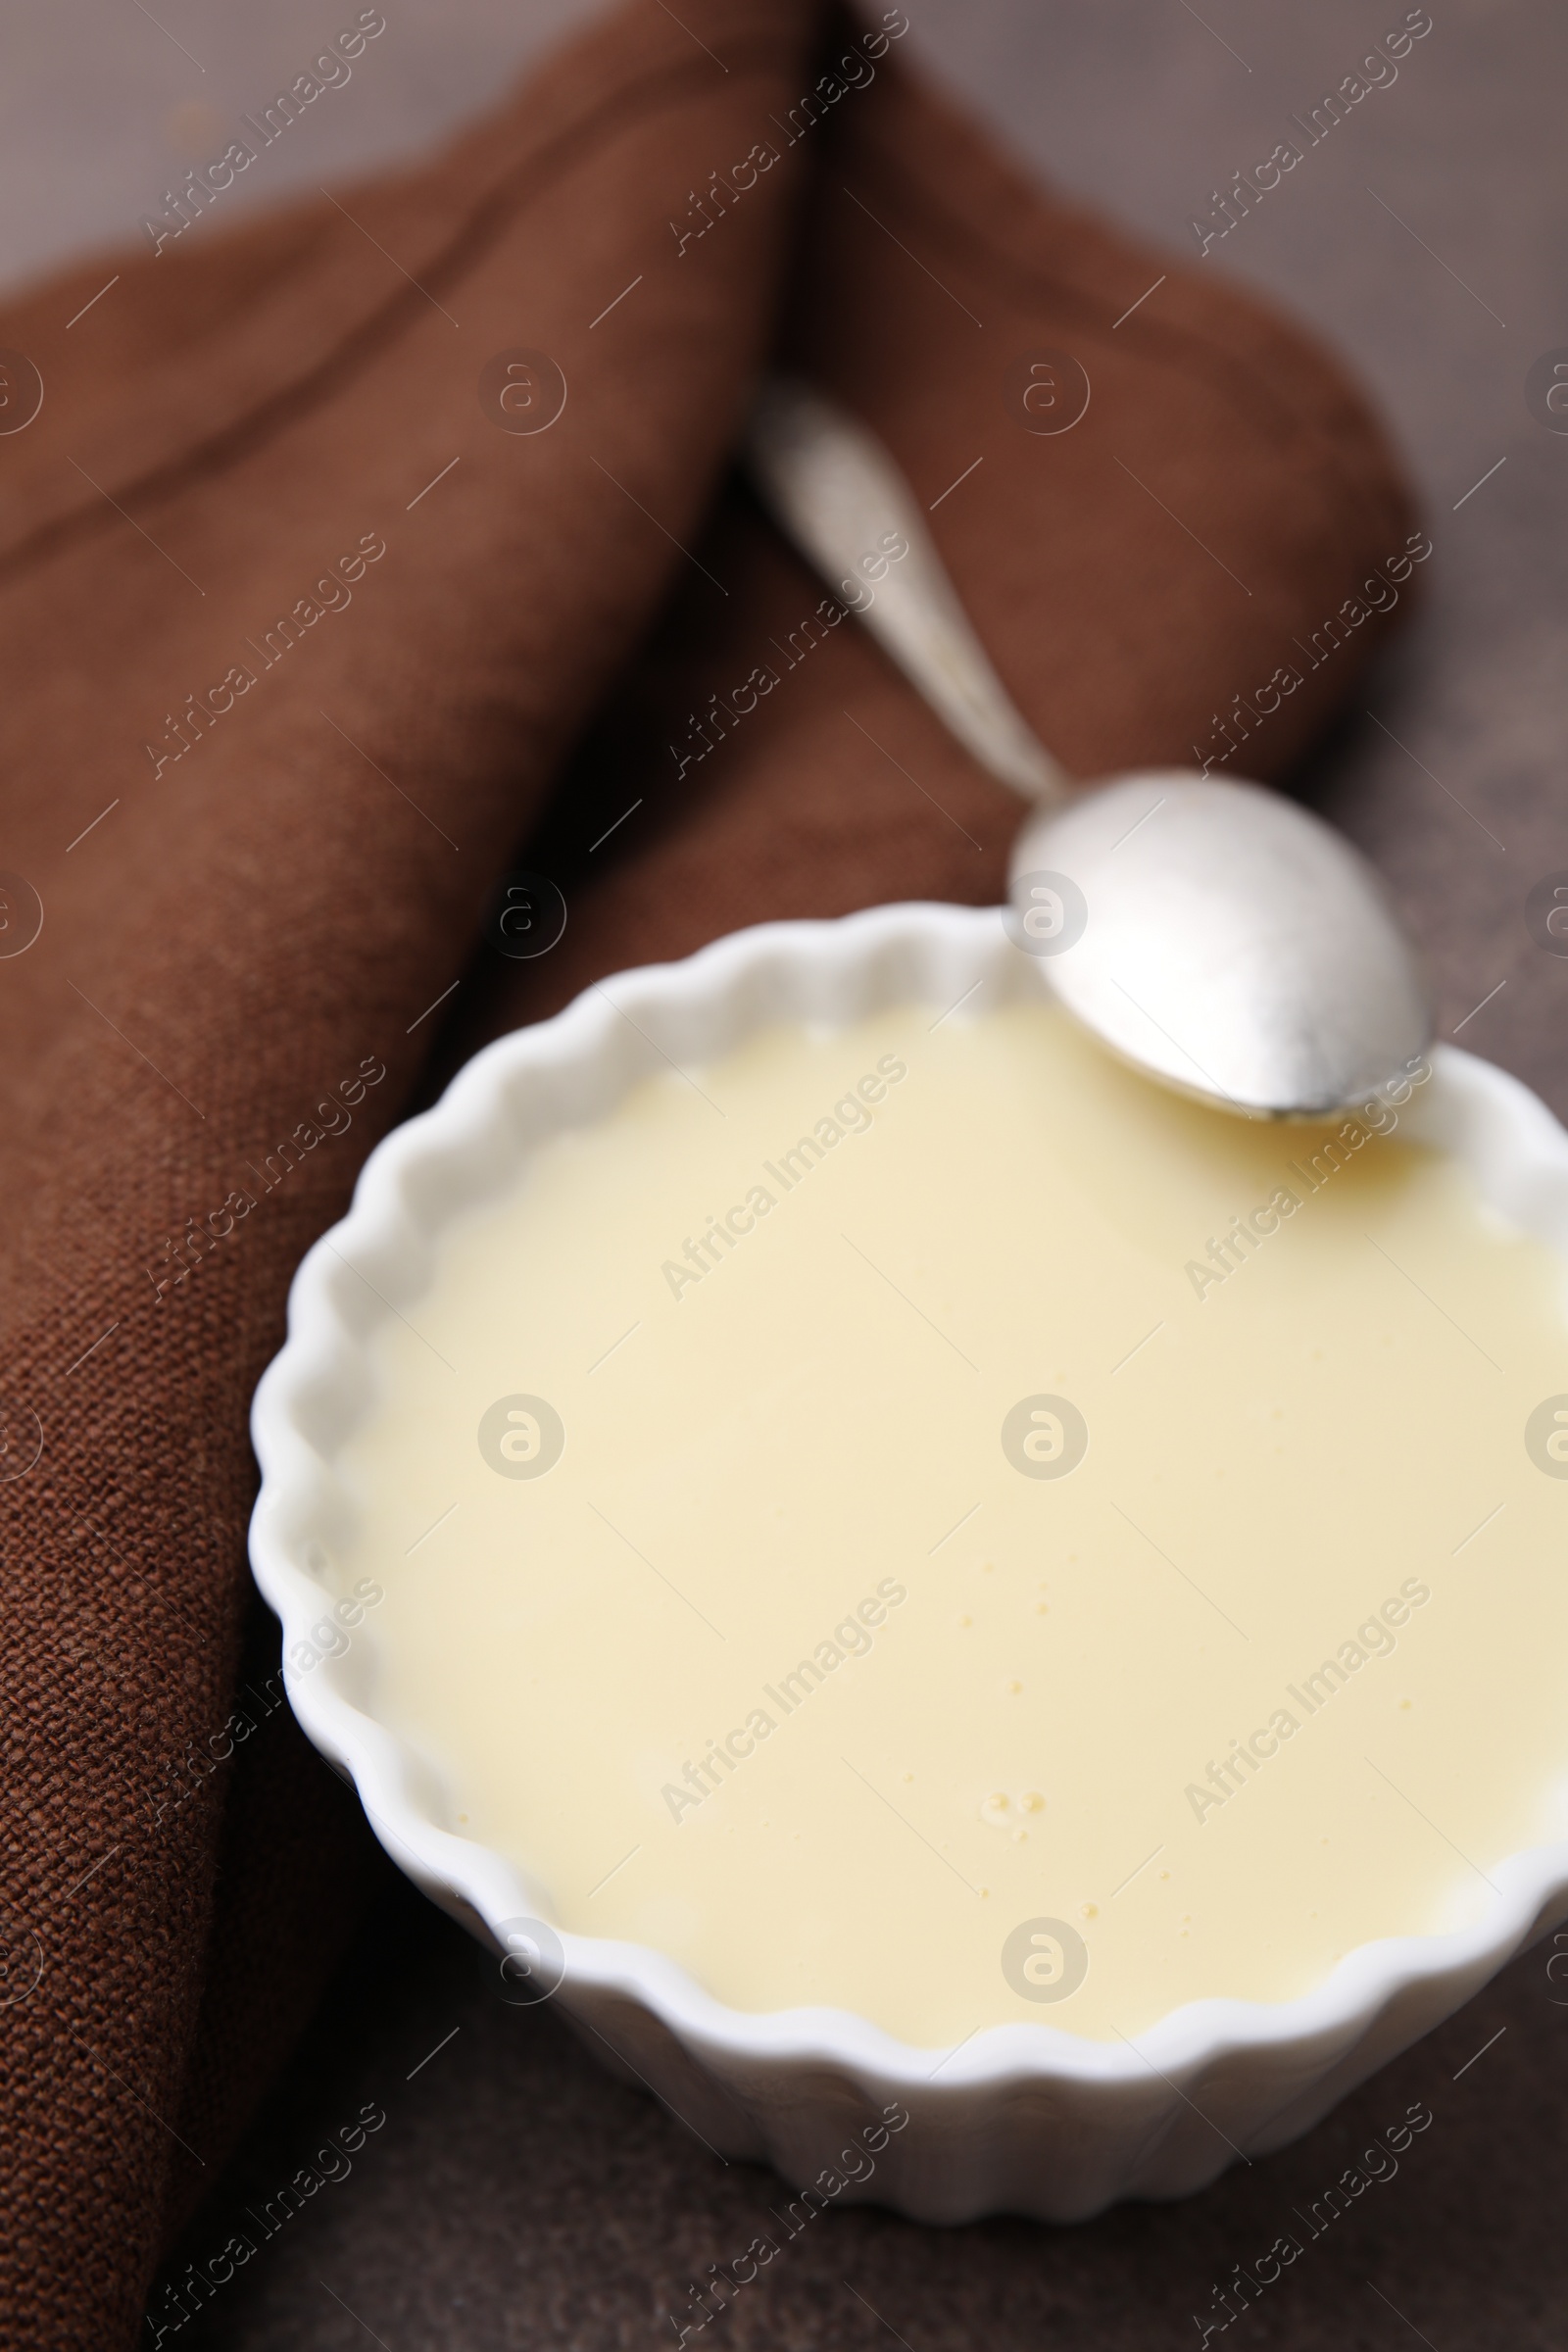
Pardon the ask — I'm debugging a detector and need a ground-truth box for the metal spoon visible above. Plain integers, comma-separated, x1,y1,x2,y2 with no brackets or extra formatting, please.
746,378,1430,1120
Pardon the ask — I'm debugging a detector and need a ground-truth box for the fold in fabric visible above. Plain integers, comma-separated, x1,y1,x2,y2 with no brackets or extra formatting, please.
448,46,1419,1054
0,2,1416,2341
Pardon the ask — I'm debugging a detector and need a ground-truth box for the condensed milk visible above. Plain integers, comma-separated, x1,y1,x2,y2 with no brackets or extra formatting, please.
331,1002,1568,2043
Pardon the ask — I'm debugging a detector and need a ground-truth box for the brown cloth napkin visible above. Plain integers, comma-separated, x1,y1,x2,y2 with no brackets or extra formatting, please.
0,1,1417,2342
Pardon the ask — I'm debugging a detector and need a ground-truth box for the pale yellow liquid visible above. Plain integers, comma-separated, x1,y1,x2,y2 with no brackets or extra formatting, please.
333,1004,1568,2043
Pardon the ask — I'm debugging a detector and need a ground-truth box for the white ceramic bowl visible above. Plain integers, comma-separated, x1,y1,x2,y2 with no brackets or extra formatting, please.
250,902,1568,2223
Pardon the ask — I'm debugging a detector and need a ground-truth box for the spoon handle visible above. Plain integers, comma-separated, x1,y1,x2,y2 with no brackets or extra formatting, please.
746,379,1069,808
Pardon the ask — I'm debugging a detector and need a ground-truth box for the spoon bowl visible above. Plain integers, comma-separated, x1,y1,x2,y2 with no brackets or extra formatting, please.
1009,768,1431,1119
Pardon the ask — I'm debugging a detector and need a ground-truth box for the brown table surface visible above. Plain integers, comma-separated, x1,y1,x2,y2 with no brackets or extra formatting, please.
9,1,1567,2343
